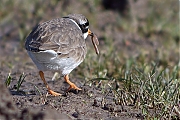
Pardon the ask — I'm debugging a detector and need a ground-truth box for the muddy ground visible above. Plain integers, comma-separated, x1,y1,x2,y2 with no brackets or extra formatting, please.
0,44,144,119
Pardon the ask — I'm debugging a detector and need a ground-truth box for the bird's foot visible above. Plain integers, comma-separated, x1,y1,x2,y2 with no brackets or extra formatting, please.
67,83,82,92
48,89,61,96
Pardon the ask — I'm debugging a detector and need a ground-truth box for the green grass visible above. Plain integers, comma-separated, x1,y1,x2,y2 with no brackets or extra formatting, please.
5,73,27,92
82,3,180,118
5,73,12,87
16,73,26,92
81,48,179,119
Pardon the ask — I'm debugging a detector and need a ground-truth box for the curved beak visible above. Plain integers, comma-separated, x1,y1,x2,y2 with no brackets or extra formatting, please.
88,29,99,55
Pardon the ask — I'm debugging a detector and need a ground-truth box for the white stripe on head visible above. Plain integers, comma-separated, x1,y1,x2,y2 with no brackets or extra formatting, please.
69,18,81,30
68,18,88,39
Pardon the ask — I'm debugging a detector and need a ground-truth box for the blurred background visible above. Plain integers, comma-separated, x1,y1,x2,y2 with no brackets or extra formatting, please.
0,0,179,73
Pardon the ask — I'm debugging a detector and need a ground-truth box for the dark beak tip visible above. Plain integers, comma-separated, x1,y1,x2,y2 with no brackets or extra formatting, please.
89,33,93,37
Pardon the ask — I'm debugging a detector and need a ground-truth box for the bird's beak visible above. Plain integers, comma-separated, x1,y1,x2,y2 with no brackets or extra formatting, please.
88,29,93,36
88,29,99,55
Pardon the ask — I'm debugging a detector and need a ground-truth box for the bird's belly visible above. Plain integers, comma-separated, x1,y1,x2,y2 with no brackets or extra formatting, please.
27,50,83,75
45,58,82,75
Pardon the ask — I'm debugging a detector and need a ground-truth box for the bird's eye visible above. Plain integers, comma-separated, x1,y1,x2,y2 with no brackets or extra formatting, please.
83,22,89,28
82,23,88,29
85,22,89,26
83,24,86,27
78,21,89,33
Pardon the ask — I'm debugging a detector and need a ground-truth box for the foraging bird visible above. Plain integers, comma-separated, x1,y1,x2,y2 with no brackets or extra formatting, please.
25,14,99,96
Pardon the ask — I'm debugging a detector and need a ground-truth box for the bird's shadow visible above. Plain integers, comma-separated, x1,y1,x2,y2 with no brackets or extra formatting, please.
9,89,36,96
9,88,82,97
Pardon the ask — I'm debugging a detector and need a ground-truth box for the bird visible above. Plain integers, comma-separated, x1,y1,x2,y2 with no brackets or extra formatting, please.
25,14,99,96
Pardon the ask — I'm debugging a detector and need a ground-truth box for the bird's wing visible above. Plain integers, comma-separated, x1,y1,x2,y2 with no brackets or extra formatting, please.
25,18,87,61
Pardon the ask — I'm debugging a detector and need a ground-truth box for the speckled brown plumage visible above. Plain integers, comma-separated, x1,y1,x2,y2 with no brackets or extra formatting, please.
25,17,87,63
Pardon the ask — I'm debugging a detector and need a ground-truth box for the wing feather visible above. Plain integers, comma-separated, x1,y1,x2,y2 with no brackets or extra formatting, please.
25,18,87,60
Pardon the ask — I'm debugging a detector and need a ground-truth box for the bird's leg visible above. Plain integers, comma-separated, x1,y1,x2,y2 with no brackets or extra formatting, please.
39,71,61,96
64,74,82,92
